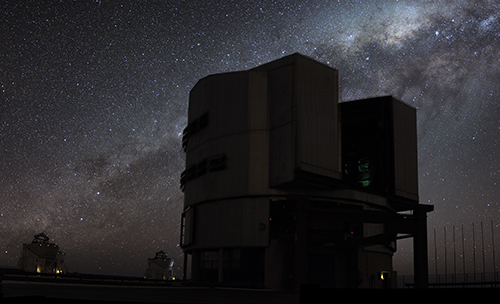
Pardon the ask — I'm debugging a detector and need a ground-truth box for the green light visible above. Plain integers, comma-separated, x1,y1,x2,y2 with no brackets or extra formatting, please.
357,158,372,187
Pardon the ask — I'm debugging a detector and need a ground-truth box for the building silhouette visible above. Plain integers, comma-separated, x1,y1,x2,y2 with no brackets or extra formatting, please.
179,53,433,290
144,250,174,280
17,232,67,274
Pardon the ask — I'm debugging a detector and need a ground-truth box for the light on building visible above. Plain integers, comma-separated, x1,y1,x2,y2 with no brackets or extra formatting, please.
380,271,391,281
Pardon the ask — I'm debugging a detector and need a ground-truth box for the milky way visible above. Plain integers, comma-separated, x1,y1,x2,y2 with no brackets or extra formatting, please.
2,0,500,276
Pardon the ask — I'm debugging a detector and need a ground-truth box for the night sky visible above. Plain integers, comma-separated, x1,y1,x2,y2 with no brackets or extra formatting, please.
2,0,500,277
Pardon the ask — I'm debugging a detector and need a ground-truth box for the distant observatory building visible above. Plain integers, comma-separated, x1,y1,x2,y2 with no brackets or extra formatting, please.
179,53,433,290
17,232,67,274
144,250,174,280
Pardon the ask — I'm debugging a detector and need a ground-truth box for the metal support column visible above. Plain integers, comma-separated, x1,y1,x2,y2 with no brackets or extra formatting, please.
292,195,309,293
413,204,433,288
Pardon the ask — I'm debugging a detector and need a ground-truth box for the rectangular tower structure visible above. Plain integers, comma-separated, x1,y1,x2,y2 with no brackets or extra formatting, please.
179,53,432,290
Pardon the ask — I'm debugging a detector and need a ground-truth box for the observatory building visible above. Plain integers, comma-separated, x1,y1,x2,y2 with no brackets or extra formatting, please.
17,232,67,274
144,250,175,280
179,53,433,290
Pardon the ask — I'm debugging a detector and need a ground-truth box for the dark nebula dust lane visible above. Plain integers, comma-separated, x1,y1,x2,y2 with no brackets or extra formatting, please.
1,0,500,276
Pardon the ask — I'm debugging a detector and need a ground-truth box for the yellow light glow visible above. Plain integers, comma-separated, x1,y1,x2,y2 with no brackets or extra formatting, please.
380,271,391,280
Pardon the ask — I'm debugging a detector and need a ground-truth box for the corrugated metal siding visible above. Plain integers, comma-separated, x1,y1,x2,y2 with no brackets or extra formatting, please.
392,99,419,201
268,64,295,187
295,57,340,179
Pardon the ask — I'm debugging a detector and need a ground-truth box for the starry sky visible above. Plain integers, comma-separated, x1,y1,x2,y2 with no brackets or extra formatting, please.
2,0,500,277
